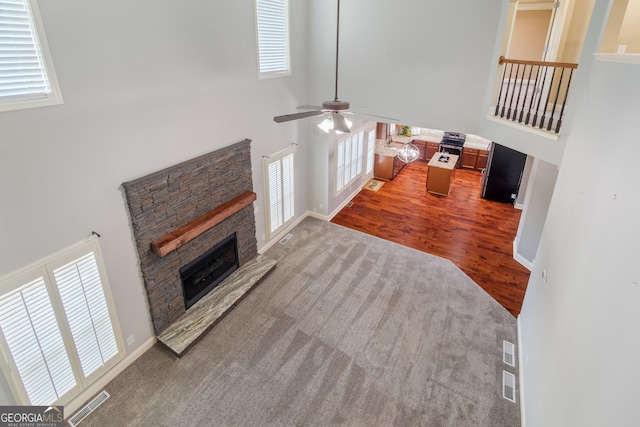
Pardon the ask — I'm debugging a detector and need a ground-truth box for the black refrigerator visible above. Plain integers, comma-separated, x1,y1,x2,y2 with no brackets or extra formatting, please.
481,142,527,204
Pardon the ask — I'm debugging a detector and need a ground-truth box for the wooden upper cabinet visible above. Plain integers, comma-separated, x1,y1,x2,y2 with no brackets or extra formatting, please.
376,122,389,140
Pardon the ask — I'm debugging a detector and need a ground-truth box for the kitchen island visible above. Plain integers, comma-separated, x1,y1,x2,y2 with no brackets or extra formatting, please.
426,153,459,196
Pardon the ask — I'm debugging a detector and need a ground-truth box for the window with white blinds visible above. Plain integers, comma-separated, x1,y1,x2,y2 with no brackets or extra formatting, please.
0,238,123,406
255,0,291,78
366,128,376,175
0,0,62,112
335,129,365,195
264,145,295,239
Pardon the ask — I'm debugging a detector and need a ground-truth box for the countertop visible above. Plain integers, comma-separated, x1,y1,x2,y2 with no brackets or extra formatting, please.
374,139,406,157
428,153,459,170
390,133,491,151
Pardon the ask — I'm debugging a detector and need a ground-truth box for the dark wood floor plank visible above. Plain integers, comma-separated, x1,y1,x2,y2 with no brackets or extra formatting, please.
331,162,530,317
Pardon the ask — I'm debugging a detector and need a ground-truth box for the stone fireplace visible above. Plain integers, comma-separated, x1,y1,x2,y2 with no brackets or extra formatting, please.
122,139,258,335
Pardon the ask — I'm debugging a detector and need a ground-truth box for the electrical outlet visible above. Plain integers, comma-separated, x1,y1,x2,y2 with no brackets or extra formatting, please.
617,44,627,54
126,335,135,346
319,203,323,209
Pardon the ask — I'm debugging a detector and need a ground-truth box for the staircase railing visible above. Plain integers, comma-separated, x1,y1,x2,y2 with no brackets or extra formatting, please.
492,56,578,134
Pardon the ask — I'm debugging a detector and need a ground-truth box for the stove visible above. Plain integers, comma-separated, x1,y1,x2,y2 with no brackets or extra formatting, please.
439,132,466,168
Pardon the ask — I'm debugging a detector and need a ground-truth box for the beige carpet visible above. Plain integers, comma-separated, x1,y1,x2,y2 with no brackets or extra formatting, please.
78,217,520,426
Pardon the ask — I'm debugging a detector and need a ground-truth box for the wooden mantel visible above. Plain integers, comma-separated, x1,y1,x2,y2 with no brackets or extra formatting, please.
150,191,256,257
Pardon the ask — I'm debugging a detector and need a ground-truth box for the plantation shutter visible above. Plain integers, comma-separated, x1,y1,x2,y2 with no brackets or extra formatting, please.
0,238,123,406
264,145,295,239
336,140,345,191
255,0,290,76
268,161,283,233
54,252,120,378
0,0,52,101
366,128,375,175
0,277,77,405
281,152,294,224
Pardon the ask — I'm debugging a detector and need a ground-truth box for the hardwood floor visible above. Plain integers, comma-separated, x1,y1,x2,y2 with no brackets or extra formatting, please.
330,161,530,317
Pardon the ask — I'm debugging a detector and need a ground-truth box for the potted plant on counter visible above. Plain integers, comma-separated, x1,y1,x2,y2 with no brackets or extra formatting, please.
403,125,412,137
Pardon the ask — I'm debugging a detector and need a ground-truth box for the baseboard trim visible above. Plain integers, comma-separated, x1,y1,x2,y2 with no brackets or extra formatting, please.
517,315,526,427
65,337,157,418
258,186,362,255
258,213,321,254
328,187,362,221
513,239,533,271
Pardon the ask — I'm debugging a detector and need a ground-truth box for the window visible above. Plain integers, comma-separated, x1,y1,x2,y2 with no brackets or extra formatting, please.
255,0,291,78
335,129,365,195
264,145,295,239
366,128,376,175
0,0,62,112
0,237,123,406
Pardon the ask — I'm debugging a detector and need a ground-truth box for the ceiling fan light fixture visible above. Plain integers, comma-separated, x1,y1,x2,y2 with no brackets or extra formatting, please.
317,114,352,134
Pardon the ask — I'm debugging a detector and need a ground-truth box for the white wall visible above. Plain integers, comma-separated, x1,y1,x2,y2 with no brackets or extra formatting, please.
518,1,640,425
0,0,308,404
514,158,559,266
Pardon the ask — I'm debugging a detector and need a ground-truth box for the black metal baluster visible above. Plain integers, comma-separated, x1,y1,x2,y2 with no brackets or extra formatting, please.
539,67,557,129
555,68,574,133
546,68,565,131
506,64,520,120
519,64,534,123
513,64,527,122
526,65,541,126
532,65,549,127
501,63,515,118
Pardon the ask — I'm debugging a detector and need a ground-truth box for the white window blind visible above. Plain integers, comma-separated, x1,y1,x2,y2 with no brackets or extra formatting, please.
54,252,120,378
264,145,295,239
255,0,291,78
0,0,62,112
335,129,366,195
366,128,376,175
0,238,123,406
0,277,77,405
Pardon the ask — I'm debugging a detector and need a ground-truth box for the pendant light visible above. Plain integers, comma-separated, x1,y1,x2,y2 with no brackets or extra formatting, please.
397,142,420,163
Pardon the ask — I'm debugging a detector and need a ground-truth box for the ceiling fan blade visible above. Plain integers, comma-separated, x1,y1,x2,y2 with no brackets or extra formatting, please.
274,110,325,123
346,111,401,122
332,112,351,133
297,105,324,110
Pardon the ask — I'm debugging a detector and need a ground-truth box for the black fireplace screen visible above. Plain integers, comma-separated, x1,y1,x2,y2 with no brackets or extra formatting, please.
180,233,239,309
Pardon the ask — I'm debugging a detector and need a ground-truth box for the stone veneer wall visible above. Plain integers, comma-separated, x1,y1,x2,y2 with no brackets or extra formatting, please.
122,139,257,334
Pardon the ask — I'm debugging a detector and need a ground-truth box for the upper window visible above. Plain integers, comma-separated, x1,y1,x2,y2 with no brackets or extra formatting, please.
255,0,291,79
0,0,62,112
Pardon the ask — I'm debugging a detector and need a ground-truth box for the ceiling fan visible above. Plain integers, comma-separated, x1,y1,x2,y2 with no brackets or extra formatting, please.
273,0,397,133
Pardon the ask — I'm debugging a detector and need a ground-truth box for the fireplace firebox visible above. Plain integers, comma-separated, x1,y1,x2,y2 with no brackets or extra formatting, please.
180,233,239,309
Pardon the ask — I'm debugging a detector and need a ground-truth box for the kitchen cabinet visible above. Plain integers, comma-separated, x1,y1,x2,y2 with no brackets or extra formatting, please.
376,122,389,140
426,153,459,196
461,148,479,169
461,147,489,171
374,153,405,181
412,140,427,162
425,142,440,162
476,149,488,170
